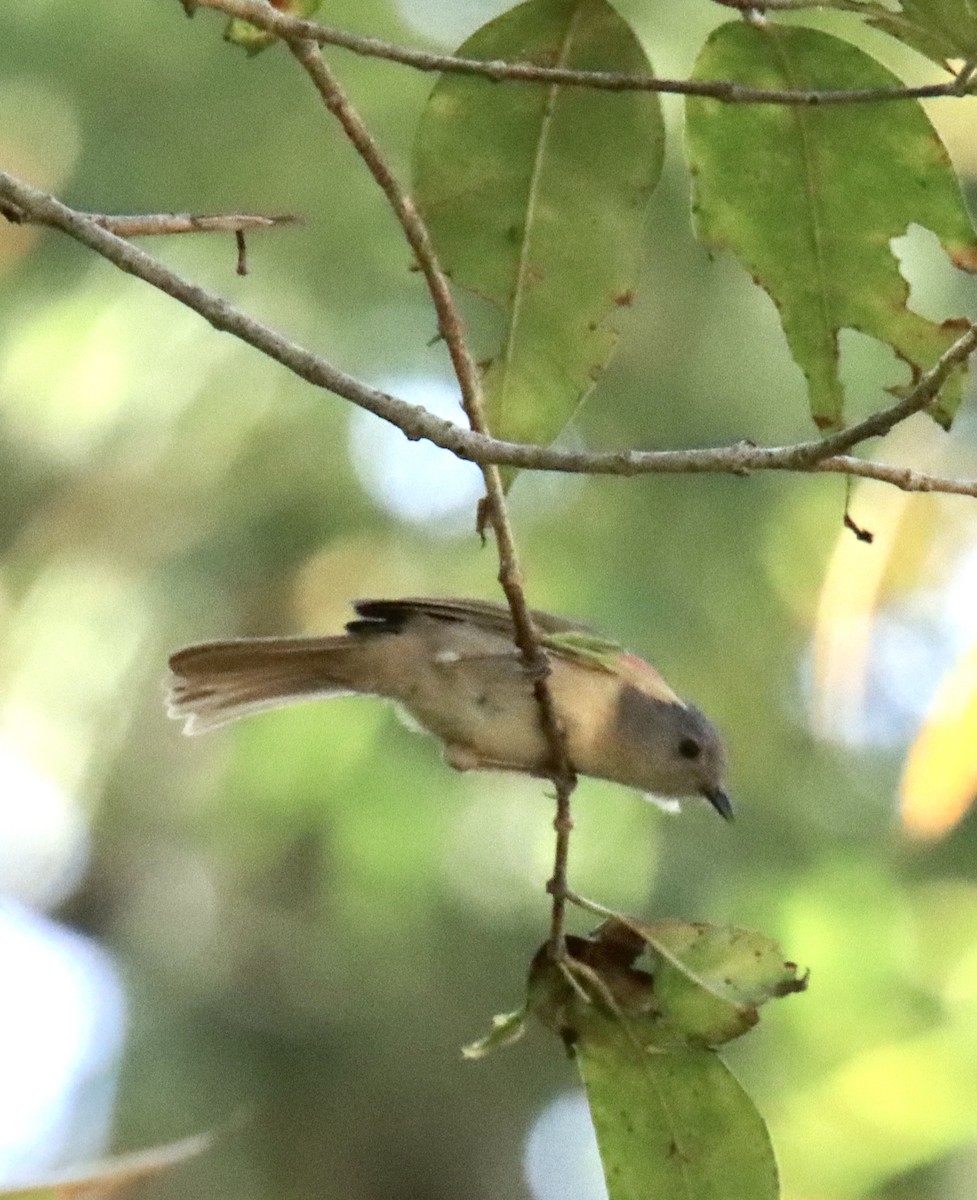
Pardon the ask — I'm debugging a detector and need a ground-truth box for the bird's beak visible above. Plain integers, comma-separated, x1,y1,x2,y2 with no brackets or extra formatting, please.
703,787,734,821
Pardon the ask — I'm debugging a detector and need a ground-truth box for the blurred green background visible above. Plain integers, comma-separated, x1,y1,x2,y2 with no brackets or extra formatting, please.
3,2,977,1198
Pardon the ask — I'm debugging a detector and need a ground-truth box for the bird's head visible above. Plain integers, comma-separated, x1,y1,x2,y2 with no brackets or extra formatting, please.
613,683,731,819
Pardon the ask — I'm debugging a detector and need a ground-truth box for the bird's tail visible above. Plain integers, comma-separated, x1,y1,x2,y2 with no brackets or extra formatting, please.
167,636,358,734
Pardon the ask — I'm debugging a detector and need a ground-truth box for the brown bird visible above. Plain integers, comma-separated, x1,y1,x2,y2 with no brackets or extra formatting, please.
167,598,731,818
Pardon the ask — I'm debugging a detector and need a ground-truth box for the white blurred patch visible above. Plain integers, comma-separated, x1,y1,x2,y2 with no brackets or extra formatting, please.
0,279,233,466
392,0,511,46
808,420,977,750
0,904,125,1183
348,380,484,532
0,741,89,910
441,780,557,920
524,1091,607,1200
807,612,958,750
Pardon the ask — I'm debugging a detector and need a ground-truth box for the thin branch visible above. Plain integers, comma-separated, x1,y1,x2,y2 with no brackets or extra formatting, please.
715,0,865,10
87,212,299,237
2,170,976,501
816,456,977,496
953,57,977,95
185,0,969,106
283,39,487,453
282,41,580,953
0,202,298,238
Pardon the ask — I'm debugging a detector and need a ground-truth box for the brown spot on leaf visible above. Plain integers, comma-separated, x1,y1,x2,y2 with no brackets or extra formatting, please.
525,262,545,288
949,243,977,273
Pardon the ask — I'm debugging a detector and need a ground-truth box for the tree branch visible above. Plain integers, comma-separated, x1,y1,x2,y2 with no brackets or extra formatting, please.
715,0,866,11
282,40,580,951
816,457,977,496
0,205,298,238
184,0,970,106
2,170,975,501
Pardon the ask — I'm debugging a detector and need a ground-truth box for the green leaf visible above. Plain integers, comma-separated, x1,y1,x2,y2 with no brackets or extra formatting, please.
857,1,977,66
578,1027,779,1200
413,0,664,470
225,0,321,55
507,924,800,1198
637,918,807,1047
685,23,977,431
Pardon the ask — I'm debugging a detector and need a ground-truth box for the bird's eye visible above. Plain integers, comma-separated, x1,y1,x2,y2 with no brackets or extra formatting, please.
678,737,701,760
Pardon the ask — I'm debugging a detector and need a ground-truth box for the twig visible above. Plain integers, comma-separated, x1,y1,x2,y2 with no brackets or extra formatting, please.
283,40,487,450
953,58,977,96
716,0,864,10
283,41,580,954
0,204,298,238
184,0,970,106
816,456,977,496
4,171,976,501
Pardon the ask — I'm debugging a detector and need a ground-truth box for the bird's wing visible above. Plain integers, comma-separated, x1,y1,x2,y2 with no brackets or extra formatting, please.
351,598,681,703
351,597,590,637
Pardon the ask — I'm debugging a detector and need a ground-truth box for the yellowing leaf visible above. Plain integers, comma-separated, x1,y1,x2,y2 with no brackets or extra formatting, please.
901,638,977,839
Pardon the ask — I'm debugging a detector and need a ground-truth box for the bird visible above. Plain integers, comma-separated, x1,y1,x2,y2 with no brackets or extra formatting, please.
166,597,731,818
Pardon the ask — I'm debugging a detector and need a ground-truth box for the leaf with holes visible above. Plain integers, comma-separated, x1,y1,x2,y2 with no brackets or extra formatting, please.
413,0,664,476
524,925,794,1200
686,22,977,431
